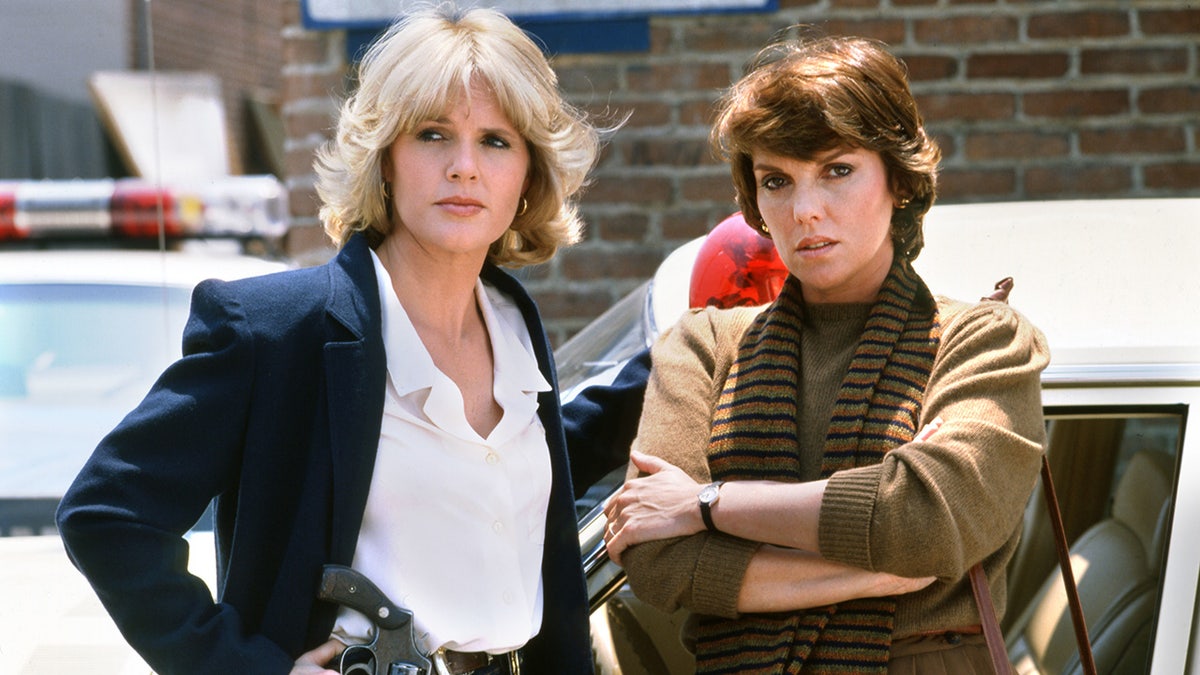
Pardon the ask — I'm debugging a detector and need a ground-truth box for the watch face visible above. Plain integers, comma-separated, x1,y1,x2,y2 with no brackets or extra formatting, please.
699,484,718,504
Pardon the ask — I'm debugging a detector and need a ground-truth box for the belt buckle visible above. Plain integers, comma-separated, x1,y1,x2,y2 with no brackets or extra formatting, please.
431,647,518,675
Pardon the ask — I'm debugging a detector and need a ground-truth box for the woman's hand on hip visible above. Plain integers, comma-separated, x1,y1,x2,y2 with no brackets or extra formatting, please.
603,450,705,565
291,639,345,675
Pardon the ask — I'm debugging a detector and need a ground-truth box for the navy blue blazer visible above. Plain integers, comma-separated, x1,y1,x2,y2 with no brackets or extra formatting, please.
57,233,595,674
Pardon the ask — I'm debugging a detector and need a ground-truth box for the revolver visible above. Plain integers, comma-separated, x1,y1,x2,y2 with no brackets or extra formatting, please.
317,564,434,675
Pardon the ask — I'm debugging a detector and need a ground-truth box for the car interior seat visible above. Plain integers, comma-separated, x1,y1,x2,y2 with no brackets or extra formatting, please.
1006,449,1174,674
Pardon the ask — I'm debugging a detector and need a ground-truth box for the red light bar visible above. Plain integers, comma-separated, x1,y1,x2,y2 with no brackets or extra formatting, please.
0,182,19,240
0,176,287,242
110,181,202,238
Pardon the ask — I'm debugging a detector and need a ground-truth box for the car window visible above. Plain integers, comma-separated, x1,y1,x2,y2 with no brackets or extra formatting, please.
0,283,191,535
0,283,189,396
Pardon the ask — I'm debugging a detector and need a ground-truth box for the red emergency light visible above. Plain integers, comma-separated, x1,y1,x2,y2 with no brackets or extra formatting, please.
689,212,788,310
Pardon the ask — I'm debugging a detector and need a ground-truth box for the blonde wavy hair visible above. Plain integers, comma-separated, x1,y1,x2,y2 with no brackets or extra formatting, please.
315,4,600,267
712,34,942,262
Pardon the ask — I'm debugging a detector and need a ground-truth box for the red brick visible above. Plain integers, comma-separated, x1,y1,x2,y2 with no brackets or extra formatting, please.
662,207,734,240
681,18,787,53
829,0,884,9
928,131,958,159
1137,85,1200,115
282,223,332,259
648,23,675,54
1079,127,1186,156
283,108,336,139
779,0,823,6
527,288,615,320
937,168,1017,199
1024,90,1128,118
681,173,738,202
584,174,673,204
914,16,1018,44
282,68,344,102
288,186,321,219
1023,165,1132,197
283,145,320,177
624,137,718,167
965,130,1070,160
283,31,330,66
1081,48,1189,75
1140,9,1200,36
680,97,724,126
581,210,652,243
626,62,732,93
893,0,938,6
1144,162,1200,191
815,18,907,45
559,247,664,280
967,52,1069,79
917,92,1016,122
1028,11,1130,39
900,54,960,81
614,101,673,129
553,63,621,95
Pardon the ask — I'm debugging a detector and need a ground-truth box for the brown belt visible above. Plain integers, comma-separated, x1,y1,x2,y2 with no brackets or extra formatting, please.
439,648,521,675
914,623,984,642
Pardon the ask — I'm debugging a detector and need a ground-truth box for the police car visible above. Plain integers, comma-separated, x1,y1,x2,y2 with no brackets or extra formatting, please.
567,198,1200,675
0,176,289,674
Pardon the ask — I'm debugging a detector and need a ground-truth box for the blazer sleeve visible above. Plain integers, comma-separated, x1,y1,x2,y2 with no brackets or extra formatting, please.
561,347,651,498
56,279,296,675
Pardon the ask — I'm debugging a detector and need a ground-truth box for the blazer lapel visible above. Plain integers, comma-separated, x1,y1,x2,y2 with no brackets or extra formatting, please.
323,234,387,564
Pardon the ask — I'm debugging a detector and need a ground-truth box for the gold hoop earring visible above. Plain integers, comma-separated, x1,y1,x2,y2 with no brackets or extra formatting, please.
381,181,392,203
896,197,911,209
516,196,529,217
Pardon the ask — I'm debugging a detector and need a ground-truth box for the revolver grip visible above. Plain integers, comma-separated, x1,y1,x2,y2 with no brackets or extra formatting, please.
318,564,408,631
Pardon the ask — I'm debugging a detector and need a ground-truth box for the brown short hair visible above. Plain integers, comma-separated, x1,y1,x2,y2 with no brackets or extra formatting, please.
711,34,941,261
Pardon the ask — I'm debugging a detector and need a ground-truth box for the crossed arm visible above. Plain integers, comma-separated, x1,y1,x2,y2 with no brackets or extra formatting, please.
603,446,935,615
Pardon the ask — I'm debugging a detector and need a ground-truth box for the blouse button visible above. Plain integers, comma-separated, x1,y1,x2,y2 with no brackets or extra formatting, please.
486,452,500,465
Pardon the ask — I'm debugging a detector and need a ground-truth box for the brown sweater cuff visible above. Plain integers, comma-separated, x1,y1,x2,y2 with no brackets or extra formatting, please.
819,467,881,570
691,534,759,618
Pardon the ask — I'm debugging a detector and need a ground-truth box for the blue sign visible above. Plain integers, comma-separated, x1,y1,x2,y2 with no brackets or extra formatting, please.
302,0,776,55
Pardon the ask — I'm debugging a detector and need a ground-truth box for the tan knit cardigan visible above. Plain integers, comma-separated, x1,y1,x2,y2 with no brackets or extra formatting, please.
621,296,1050,639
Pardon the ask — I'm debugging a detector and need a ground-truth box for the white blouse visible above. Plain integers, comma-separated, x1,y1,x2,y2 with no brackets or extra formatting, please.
331,250,553,655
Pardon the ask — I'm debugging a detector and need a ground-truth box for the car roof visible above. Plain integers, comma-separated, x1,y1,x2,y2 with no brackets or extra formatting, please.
651,198,1199,384
0,247,289,288
915,199,1198,378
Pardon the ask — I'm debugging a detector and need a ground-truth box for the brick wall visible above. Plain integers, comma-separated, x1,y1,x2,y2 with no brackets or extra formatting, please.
146,0,284,176
282,1,1199,341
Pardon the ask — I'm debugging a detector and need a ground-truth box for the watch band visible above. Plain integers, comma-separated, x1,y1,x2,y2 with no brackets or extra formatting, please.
699,480,724,532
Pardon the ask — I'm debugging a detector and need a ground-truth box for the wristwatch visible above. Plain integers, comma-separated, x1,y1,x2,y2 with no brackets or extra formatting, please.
698,480,724,532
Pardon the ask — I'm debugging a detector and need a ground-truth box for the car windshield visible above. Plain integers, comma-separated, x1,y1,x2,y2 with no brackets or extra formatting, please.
0,283,189,514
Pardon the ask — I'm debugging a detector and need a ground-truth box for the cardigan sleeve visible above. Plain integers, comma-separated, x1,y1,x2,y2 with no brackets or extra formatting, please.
56,280,296,675
818,300,1050,579
621,307,762,618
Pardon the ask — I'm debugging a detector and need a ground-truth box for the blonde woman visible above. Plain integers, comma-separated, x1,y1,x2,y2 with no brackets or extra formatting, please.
59,6,604,674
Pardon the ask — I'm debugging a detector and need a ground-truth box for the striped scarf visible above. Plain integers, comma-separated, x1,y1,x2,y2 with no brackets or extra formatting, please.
695,259,941,674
